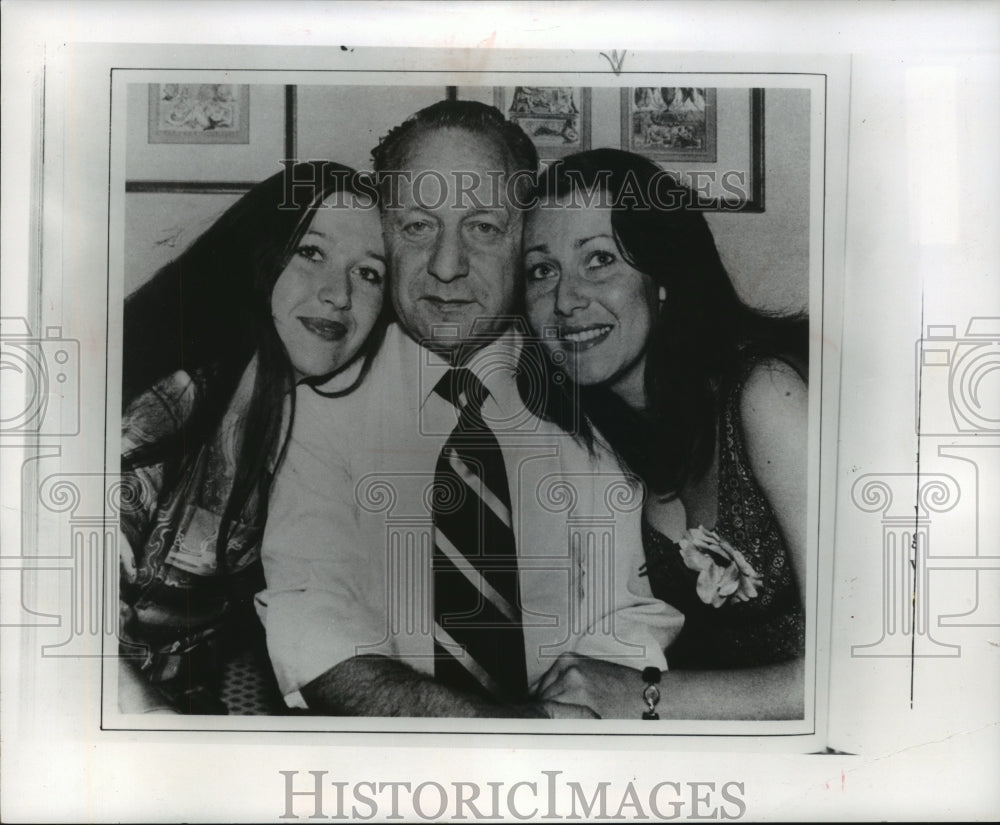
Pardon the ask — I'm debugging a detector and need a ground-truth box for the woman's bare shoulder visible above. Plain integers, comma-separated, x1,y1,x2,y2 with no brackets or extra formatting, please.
740,358,807,419
738,357,808,475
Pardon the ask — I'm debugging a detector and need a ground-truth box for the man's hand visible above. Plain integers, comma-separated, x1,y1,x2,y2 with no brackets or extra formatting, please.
300,655,596,718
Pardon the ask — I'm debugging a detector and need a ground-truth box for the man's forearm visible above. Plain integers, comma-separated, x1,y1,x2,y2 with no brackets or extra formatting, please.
299,655,546,718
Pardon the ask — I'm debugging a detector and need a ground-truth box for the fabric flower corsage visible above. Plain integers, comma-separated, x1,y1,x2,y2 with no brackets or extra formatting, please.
677,526,763,608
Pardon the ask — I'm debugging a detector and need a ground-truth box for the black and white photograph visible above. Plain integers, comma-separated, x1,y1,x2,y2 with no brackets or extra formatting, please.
113,76,821,731
2,3,998,822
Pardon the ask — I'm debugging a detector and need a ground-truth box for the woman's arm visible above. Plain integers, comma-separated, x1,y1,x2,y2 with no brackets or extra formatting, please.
536,653,804,720
738,358,809,603
537,362,811,720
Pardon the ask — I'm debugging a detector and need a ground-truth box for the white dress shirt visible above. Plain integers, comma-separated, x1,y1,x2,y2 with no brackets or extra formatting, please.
257,323,682,707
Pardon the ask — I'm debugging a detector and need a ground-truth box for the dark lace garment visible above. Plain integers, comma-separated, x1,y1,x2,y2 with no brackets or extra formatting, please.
642,357,805,669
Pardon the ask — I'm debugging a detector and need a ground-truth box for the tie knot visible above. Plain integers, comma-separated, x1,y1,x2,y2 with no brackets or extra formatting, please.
434,368,489,414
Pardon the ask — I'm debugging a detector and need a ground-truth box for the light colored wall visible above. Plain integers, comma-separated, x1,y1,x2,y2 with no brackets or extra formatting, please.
708,89,811,313
123,192,240,296
296,84,448,171
124,85,810,312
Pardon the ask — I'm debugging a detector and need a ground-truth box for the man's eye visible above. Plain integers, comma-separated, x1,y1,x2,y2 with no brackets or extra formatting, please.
468,222,502,237
295,244,325,263
402,220,435,237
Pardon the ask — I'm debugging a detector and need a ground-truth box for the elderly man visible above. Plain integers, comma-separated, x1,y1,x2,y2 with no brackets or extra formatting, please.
257,100,680,718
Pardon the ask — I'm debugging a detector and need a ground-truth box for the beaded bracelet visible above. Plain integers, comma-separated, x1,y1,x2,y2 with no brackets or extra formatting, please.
642,666,661,720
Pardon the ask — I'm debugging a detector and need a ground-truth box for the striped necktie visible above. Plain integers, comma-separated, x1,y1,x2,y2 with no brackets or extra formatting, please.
430,368,528,702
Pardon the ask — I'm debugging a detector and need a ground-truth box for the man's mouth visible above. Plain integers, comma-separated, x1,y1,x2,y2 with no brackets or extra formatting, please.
559,324,613,349
424,297,475,313
298,317,348,341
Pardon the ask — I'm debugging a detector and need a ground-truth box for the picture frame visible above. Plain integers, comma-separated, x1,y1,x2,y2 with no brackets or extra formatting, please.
622,87,718,162
148,83,251,144
622,88,765,213
494,86,591,160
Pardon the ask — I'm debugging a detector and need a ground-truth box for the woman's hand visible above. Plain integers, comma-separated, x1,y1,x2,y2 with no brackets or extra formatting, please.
118,659,180,715
535,653,647,720
537,699,600,720
120,528,137,583
537,653,806,721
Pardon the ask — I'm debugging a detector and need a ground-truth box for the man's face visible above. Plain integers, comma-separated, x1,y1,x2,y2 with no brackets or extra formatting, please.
383,128,523,354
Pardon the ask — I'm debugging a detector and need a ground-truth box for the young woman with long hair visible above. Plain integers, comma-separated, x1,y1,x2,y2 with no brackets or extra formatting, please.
524,149,808,719
119,162,389,713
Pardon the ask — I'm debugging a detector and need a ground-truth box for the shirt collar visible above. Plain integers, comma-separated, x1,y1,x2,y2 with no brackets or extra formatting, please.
416,327,523,416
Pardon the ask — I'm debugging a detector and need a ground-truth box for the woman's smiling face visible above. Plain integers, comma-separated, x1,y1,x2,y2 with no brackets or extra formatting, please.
271,194,386,380
524,199,659,409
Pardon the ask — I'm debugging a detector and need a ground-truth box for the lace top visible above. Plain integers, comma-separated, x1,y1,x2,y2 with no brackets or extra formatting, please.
642,357,805,668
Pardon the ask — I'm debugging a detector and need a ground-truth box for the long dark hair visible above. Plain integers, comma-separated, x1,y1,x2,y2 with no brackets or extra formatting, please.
528,149,807,494
122,161,387,571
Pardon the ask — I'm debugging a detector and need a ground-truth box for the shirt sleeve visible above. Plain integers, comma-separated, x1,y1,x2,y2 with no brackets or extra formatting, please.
255,388,388,702
572,540,681,673
570,459,684,673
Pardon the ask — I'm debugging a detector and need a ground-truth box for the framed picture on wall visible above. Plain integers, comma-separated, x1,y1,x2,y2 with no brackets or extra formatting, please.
622,87,718,162
148,83,251,144
127,84,289,191
622,88,765,212
494,86,591,160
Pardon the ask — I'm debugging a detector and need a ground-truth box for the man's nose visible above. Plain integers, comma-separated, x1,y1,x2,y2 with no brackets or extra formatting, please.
553,273,588,316
427,226,469,283
318,269,352,310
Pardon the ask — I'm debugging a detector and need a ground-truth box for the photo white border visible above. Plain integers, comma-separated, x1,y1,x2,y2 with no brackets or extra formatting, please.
98,55,838,749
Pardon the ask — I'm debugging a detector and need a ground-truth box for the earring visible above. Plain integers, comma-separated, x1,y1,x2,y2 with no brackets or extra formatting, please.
658,286,667,304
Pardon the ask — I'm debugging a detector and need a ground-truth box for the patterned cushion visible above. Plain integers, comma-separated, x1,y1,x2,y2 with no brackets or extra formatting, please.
217,623,287,715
